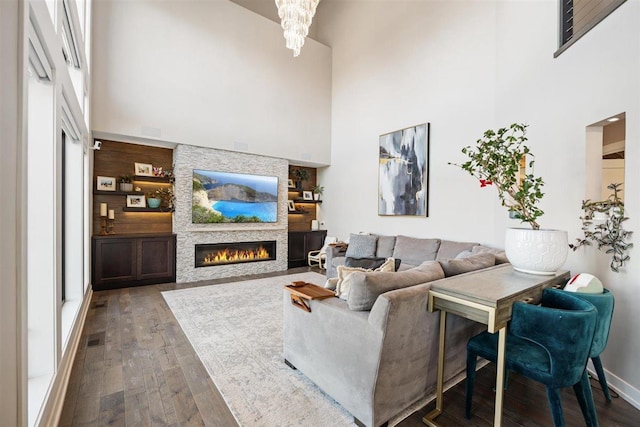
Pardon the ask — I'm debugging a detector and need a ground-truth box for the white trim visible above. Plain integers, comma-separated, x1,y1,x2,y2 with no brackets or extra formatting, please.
588,365,640,410
37,288,92,427
28,17,52,80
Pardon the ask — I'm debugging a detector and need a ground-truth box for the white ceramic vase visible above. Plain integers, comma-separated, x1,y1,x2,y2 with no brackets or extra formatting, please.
504,228,568,275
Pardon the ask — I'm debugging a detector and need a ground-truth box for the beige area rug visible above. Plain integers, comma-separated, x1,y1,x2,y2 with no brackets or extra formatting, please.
162,272,357,426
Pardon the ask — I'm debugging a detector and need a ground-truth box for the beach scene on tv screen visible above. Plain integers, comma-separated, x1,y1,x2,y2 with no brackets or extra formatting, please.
192,169,278,223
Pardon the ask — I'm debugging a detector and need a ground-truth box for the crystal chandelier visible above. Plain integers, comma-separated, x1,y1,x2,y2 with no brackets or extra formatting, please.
275,0,320,57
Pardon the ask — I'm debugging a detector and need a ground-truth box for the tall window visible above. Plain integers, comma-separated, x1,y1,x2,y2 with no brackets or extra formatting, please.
556,0,627,57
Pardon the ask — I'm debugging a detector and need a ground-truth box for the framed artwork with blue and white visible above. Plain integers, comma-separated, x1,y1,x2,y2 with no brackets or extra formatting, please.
378,123,429,216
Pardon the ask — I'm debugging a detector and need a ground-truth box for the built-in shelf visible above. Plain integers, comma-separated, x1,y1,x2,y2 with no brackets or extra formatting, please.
122,207,173,213
292,199,322,204
133,175,173,183
94,190,145,196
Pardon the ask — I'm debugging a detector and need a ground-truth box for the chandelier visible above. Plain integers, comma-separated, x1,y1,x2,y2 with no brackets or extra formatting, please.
275,0,320,57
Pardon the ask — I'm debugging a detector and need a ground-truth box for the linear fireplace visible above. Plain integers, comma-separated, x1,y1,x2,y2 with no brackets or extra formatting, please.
195,241,277,267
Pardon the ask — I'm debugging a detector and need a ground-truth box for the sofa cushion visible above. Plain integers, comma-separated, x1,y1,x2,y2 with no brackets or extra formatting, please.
345,256,401,271
345,234,378,258
457,245,509,264
346,261,445,311
336,258,396,300
392,236,441,266
439,252,496,277
375,235,396,258
436,240,480,260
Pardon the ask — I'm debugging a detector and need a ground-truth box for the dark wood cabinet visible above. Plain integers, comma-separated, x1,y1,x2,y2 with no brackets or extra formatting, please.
93,233,176,290
288,230,327,268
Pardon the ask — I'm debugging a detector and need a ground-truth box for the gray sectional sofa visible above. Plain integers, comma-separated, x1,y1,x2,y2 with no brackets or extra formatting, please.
283,234,507,427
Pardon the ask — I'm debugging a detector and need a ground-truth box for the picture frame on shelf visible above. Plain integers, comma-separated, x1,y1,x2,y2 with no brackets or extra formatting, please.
135,162,154,176
287,179,295,188
126,194,146,208
288,200,296,212
96,176,117,191
302,191,313,201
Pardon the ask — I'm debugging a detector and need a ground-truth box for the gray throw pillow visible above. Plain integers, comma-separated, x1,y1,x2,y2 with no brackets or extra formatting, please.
346,261,445,311
457,245,509,264
439,252,496,277
436,240,480,260
375,235,397,258
345,234,378,258
344,257,401,271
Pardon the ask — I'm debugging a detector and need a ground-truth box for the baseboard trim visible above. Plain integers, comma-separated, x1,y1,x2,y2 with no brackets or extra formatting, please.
37,287,93,427
589,365,640,410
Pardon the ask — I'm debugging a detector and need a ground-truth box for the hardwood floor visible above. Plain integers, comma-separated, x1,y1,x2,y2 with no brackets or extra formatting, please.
60,267,640,426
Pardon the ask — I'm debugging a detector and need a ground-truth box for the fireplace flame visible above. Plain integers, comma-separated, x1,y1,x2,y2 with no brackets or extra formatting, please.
202,245,271,265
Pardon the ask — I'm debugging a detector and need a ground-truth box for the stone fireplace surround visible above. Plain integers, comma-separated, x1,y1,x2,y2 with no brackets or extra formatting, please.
173,145,288,283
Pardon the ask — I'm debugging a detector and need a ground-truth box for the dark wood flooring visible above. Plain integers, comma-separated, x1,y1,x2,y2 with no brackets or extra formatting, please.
60,267,640,426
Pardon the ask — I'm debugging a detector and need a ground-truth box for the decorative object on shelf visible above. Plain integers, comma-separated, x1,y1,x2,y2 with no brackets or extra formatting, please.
311,219,319,231
99,203,108,235
379,123,429,217
97,176,116,191
275,0,320,57
107,209,115,234
312,185,324,201
302,190,313,201
154,187,175,211
288,200,296,212
135,186,142,192
118,174,134,192
287,179,295,188
147,196,161,209
134,162,154,176
569,183,633,272
451,123,567,275
153,166,164,177
292,168,310,190
126,194,146,208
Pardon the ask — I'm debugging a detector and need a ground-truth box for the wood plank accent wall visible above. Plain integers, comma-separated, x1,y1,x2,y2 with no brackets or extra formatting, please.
93,140,173,235
288,166,319,232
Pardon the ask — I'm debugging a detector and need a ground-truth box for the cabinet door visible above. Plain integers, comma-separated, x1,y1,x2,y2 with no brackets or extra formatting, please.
288,232,307,268
305,230,327,253
93,238,137,289
137,236,176,281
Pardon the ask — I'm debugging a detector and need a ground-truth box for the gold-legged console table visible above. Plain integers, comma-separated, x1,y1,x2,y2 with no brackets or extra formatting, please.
422,264,570,427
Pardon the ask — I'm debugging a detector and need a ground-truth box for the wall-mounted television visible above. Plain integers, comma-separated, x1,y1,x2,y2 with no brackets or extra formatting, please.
192,169,278,223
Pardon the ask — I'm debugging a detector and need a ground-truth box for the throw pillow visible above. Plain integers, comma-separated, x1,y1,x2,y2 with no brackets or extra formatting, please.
344,257,387,270
439,252,496,277
392,235,441,266
436,240,480,260
346,261,446,311
344,257,402,271
345,233,378,258
375,235,397,258
457,245,509,264
335,258,396,300
324,277,339,291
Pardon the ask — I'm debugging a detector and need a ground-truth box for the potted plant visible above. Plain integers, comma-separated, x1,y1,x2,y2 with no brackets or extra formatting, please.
118,175,134,192
451,123,567,275
312,184,324,201
570,183,633,272
292,168,310,190
146,190,162,209
154,187,175,211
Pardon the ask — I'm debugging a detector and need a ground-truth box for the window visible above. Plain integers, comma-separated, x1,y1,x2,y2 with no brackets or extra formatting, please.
556,0,627,57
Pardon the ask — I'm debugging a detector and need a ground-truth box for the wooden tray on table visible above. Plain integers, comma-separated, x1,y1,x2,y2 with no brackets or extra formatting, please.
285,281,335,312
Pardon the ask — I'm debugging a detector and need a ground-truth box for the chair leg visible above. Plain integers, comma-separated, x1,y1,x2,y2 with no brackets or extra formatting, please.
545,387,565,427
465,351,477,419
592,356,612,402
573,370,599,427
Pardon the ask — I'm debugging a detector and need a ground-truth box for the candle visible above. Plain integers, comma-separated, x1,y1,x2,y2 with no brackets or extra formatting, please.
108,209,115,220
100,203,107,217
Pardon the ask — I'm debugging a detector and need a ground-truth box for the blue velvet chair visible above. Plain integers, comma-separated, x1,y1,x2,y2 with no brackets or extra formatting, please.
465,288,599,427
563,289,615,402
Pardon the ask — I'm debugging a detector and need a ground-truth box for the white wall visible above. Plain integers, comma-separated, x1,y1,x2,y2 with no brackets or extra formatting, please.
91,0,332,166
317,0,640,408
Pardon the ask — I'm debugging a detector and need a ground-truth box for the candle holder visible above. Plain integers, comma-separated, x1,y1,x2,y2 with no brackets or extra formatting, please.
107,218,115,234
100,216,108,235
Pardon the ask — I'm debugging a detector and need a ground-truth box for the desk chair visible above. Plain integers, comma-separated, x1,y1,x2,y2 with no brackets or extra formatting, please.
465,288,599,427
564,289,615,402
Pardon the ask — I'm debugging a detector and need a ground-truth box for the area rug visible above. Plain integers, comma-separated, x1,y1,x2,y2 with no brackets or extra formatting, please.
162,272,357,426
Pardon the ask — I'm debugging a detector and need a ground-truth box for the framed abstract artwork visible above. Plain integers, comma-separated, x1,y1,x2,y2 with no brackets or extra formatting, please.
378,123,430,216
